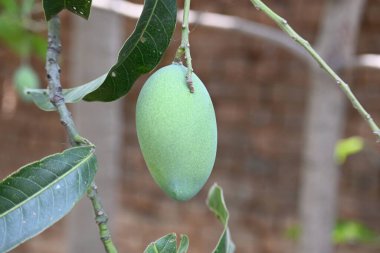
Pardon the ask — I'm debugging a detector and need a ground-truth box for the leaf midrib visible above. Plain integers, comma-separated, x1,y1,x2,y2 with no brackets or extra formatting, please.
0,148,94,218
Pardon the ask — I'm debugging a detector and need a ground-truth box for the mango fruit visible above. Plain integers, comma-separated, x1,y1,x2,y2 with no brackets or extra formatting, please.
136,64,217,201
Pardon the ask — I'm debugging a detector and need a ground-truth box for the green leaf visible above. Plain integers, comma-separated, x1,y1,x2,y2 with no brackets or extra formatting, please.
42,0,92,20
27,0,177,109
144,233,177,253
143,234,189,253
84,0,177,102
0,146,97,252
207,184,236,253
177,235,189,253
334,136,364,165
26,74,107,111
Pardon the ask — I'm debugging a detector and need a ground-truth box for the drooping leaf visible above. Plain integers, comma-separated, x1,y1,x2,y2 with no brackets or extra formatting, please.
144,233,177,253
27,0,177,110
207,184,236,253
334,136,364,165
0,146,97,252
42,0,92,20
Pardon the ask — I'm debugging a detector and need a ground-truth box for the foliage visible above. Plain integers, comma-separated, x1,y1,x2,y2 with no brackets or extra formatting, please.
27,0,178,110
0,0,46,58
42,0,92,20
0,146,97,252
144,184,235,253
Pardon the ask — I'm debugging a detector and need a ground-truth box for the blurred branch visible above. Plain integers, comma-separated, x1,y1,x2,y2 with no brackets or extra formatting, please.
249,0,380,140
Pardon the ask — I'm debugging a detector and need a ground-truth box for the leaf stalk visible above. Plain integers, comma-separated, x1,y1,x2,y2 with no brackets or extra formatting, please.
174,0,194,93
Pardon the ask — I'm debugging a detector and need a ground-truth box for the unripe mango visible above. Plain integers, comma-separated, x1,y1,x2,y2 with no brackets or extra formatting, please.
136,64,217,201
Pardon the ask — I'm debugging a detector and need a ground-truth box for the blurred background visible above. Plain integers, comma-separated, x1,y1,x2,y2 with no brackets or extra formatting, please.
1,0,380,252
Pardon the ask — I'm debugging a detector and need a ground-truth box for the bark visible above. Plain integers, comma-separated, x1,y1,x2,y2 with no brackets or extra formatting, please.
67,8,124,252
297,1,367,253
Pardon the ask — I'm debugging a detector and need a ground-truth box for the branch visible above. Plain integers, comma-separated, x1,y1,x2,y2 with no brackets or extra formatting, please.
87,183,118,253
92,0,308,60
249,0,380,140
46,15,118,253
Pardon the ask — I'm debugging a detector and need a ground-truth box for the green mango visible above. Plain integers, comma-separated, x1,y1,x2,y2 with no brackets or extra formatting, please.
136,64,217,201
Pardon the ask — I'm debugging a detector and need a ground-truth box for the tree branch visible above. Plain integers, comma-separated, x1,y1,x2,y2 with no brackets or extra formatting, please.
92,0,308,60
46,15,118,253
249,0,380,140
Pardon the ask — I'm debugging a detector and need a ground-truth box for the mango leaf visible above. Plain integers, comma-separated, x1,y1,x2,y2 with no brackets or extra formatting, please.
26,74,107,111
27,0,177,110
144,233,177,253
0,146,97,252
207,184,236,253
144,234,189,253
334,136,364,165
42,0,92,20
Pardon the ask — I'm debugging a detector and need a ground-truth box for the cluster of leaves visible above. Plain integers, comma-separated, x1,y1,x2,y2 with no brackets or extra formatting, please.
0,1,235,252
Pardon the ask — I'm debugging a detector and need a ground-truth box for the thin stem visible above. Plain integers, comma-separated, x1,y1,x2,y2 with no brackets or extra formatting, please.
249,0,380,140
46,15,118,253
87,183,118,253
174,0,194,93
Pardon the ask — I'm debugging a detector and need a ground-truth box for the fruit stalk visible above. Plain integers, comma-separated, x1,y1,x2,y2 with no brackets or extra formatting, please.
174,0,194,93
249,0,380,141
46,15,118,253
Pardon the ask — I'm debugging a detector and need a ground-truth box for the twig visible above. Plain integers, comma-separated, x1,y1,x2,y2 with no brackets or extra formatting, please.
87,183,118,253
46,15,118,253
249,0,380,140
174,0,194,93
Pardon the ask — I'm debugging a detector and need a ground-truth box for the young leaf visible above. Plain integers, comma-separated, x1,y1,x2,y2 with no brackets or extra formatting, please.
207,184,236,253
42,0,92,20
0,146,97,252
26,74,107,111
144,233,177,253
27,0,177,110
